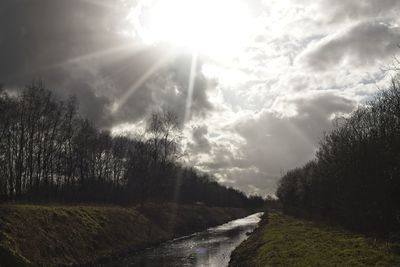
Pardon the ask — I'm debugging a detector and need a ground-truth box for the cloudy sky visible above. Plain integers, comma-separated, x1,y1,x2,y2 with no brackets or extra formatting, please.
1,0,399,196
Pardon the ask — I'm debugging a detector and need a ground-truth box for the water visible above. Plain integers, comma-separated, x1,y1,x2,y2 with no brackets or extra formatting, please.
104,212,263,267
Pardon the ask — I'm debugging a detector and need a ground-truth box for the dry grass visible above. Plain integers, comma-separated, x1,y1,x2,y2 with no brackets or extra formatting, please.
0,203,249,267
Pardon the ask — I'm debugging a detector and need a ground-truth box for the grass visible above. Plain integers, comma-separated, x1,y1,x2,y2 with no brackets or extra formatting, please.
0,203,250,267
230,211,400,267
0,204,163,267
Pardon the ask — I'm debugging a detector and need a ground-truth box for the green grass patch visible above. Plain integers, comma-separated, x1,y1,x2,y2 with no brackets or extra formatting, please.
230,212,400,267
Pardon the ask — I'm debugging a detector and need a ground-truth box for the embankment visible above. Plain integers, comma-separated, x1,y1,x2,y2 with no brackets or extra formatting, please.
229,211,400,267
0,203,251,267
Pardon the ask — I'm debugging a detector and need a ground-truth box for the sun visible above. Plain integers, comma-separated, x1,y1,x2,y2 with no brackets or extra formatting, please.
133,0,251,60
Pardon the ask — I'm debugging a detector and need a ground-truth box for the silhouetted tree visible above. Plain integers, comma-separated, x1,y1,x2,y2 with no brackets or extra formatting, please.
277,76,400,237
0,82,263,209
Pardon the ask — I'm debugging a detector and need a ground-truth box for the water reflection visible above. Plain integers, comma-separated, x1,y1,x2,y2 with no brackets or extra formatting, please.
105,213,262,267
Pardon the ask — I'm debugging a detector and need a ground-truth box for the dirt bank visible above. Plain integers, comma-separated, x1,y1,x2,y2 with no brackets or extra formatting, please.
0,203,251,267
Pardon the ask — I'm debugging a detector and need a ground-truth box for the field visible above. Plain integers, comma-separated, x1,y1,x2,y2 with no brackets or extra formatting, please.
230,211,400,267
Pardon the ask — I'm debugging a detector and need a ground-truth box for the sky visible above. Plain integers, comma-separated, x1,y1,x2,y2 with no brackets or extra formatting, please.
1,0,400,196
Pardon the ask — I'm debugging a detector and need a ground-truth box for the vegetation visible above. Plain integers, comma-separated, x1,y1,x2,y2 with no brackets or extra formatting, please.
276,77,400,237
0,82,263,208
229,212,400,267
0,203,251,267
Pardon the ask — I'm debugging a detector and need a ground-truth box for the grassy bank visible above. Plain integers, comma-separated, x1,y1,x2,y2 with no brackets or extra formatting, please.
0,203,251,267
229,211,400,267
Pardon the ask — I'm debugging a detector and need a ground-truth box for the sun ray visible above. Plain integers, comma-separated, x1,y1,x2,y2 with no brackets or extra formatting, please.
1,43,144,83
49,43,142,69
183,51,198,123
79,0,122,10
112,52,174,113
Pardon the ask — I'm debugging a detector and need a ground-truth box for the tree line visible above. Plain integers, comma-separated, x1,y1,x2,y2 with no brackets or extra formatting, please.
277,77,400,237
0,82,264,208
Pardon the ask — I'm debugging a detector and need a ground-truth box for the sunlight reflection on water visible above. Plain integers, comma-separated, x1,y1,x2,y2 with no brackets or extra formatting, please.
103,212,263,267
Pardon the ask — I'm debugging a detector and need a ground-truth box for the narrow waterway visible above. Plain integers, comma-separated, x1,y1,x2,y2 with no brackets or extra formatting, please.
104,212,263,267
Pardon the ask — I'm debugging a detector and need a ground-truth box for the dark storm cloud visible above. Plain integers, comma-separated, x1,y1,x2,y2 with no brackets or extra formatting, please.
0,0,130,124
299,21,400,71
203,145,243,171
0,0,213,127
234,92,355,188
187,125,211,153
0,0,131,80
293,0,400,23
320,0,400,22
246,94,354,171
